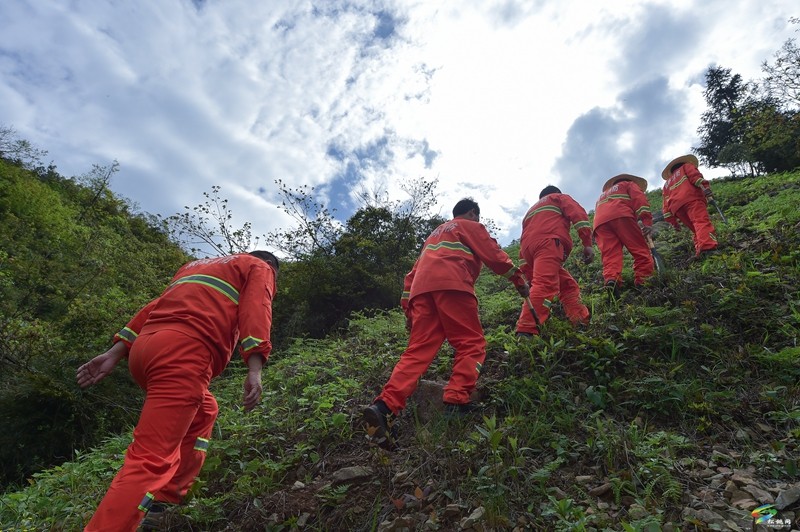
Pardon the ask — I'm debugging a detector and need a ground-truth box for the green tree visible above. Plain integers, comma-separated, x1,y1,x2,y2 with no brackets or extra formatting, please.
698,31,800,176
738,99,800,173
270,177,444,343
0,153,188,487
334,178,445,309
695,66,757,174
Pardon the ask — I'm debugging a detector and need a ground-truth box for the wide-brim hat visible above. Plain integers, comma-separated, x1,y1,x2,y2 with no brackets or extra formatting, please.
661,154,699,180
602,174,648,192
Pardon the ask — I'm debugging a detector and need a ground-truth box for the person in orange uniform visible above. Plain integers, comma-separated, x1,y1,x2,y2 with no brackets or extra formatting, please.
593,174,654,295
661,154,718,258
363,198,529,450
516,186,594,337
76,251,279,532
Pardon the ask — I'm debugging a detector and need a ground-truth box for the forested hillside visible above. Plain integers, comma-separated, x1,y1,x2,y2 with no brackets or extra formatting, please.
0,156,190,488
1,153,797,529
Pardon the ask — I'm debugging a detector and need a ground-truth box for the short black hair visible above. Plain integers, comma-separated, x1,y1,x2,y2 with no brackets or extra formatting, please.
670,162,683,173
453,198,480,217
249,250,280,272
539,185,561,199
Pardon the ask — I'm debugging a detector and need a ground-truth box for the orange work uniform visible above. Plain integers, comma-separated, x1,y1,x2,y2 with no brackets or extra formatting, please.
376,218,527,413
593,180,654,286
662,163,717,256
516,193,592,335
85,254,276,532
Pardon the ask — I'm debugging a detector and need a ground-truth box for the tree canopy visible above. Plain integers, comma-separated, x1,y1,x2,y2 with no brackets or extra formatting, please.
695,25,800,175
0,141,189,487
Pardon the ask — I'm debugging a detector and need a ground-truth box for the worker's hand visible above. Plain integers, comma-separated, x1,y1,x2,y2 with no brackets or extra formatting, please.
516,283,530,298
243,370,263,412
76,343,126,388
641,225,653,237
582,246,595,264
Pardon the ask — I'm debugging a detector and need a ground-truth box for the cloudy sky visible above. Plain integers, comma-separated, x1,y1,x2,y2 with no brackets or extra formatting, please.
1,1,796,250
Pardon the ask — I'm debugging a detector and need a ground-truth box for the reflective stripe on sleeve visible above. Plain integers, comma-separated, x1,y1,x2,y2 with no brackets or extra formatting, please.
500,266,521,279
239,336,264,352
116,327,138,343
574,220,591,231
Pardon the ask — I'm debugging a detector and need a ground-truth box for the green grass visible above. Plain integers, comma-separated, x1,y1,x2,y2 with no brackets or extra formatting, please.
2,171,799,531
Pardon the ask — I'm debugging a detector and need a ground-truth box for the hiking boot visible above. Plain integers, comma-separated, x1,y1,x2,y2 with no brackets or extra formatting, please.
138,502,167,531
516,331,535,339
443,402,479,420
362,400,398,451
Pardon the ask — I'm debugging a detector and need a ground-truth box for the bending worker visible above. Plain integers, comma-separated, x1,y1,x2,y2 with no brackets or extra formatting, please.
516,185,594,337
77,251,279,532
593,174,654,296
661,154,718,259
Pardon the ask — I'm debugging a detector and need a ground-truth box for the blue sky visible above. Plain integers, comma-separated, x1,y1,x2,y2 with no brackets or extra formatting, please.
0,1,796,249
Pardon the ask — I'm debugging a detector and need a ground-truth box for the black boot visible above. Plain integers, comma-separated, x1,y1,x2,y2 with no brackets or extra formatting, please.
362,400,398,451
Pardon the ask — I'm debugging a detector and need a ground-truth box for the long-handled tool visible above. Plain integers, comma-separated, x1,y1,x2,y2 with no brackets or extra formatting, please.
640,221,667,274
524,296,541,327
709,198,728,223
646,234,666,274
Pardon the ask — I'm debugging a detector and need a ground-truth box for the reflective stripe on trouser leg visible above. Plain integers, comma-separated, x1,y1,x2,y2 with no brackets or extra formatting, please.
156,390,218,504
84,330,213,532
137,492,155,513
675,201,717,255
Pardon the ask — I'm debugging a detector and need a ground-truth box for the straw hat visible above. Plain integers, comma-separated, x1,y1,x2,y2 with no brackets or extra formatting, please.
602,174,648,192
661,154,699,180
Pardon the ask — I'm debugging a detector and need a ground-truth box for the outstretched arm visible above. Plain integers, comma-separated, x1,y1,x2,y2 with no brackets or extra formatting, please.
76,341,128,388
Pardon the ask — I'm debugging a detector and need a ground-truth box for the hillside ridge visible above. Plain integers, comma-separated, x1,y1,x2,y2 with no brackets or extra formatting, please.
1,171,799,531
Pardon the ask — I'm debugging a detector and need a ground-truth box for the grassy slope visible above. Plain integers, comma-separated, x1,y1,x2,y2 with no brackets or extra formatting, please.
1,172,798,531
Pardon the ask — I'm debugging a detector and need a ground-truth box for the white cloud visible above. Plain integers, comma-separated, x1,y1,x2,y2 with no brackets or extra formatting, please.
0,0,797,250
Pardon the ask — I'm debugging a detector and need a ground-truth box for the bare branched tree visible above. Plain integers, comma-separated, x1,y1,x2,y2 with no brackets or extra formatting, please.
762,30,800,110
266,179,341,259
0,125,48,169
163,186,259,257
75,161,120,223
